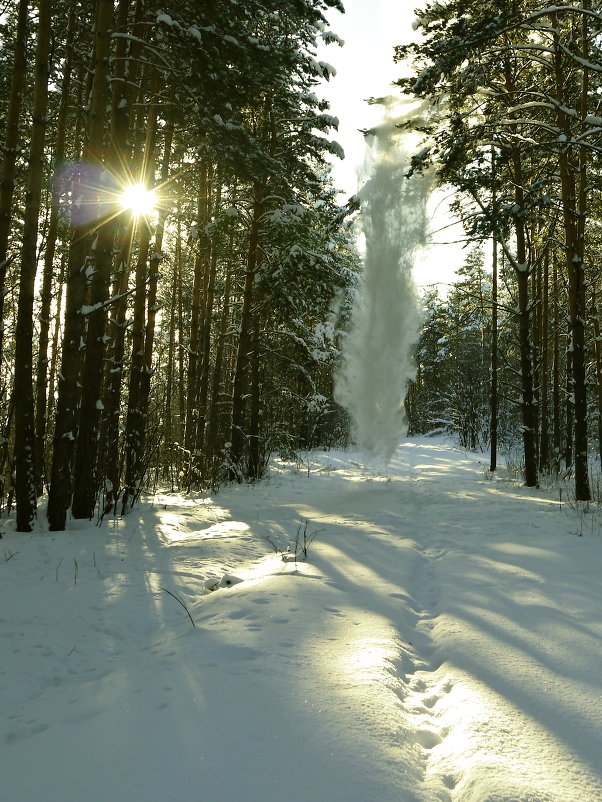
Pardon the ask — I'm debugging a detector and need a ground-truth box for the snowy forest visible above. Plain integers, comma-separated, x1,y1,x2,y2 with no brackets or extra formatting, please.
3,3,602,801
3,0,602,532
1,0,602,528
401,0,602,505
0,0,360,531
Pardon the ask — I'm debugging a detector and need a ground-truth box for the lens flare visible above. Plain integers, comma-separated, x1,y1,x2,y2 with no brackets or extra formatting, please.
119,183,156,216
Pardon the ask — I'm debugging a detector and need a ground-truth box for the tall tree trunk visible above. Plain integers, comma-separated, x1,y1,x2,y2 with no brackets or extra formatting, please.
247,315,262,480
205,256,232,483
163,218,182,487
510,169,538,487
489,151,498,473
229,184,265,480
177,230,186,469
34,0,77,495
72,0,137,519
196,182,222,460
553,12,591,501
532,245,543,463
504,60,538,487
552,258,561,473
121,80,159,512
120,221,152,511
97,14,148,510
14,0,52,531
539,251,551,473
0,0,28,378
70,223,116,518
0,394,15,508
592,286,602,471
47,0,113,530
45,254,66,445
131,120,174,491
565,325,574,471
96,223,133,511
183,166,209,473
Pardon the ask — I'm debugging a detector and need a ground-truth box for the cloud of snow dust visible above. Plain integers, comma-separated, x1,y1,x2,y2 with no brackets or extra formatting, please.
335,100,431,463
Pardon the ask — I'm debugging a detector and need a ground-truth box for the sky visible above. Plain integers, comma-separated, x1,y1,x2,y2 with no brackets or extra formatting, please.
317,0,415,196
317,0,466,291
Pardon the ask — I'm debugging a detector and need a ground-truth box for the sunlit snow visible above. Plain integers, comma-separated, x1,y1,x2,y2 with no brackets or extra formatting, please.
2,439,602,801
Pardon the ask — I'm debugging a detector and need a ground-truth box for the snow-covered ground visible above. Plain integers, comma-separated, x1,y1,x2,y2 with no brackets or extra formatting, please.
2,439,602,802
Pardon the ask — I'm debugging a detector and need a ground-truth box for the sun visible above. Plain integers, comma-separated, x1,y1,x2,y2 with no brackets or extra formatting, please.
119,183,156,216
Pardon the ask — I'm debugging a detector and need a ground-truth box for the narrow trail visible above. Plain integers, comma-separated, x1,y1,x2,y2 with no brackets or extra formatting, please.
399,545,458,800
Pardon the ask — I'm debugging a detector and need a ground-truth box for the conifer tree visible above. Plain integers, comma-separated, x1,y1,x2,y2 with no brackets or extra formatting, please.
398,0,602,496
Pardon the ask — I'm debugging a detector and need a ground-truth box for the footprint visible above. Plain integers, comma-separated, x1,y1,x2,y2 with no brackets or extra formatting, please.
226,609,251,620
416,729,443,749
5,722,49,745
423,695,439,709
442,774,458,790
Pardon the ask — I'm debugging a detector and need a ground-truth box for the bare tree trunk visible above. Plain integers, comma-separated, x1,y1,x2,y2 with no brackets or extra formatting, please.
97,0,150,510
72,0,140,519
96,223,132,510
504,59,538,487
489,151,498,472
229,184,264,479
131,121,174,491
163,218,181,487
47,0,113,530
205,255,232,482
553,11,591,501
0,0,28,378
0,395,15,508
539,251,551,473
70,221,116,519
34,0,77,495
14,0,52,531
552,258,561,472
45,253,66,446
592,286,602,471
177,232,186,470
247,315,262,480
196,182,222,459
121,80,159,512
512,186,538,487
183,167,209,474
565,324,574,471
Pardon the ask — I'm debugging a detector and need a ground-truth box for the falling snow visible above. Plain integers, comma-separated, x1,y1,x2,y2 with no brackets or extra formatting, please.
336,104,428,461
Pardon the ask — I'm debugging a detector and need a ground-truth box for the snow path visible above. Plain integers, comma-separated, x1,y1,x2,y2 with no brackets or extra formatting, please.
1,439,602,801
